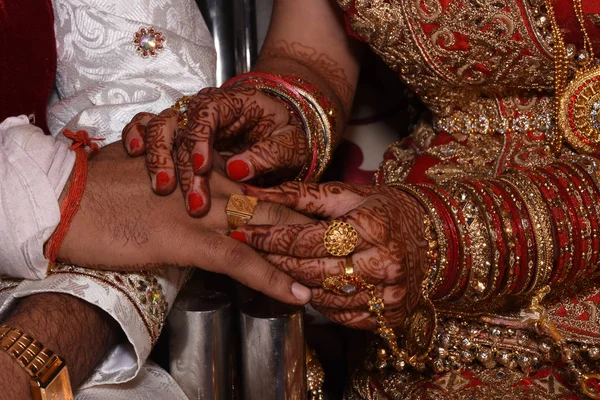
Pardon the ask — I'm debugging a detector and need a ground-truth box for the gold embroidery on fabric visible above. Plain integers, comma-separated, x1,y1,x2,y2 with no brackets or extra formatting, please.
588,14,600,29
49,265,168,344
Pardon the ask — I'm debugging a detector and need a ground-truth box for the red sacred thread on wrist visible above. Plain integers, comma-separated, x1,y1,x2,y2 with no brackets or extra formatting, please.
44,130,104,271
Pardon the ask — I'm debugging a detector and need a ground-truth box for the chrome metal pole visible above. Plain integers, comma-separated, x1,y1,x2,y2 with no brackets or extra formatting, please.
240,297,306,400
168,289,233,400
195,0,237,84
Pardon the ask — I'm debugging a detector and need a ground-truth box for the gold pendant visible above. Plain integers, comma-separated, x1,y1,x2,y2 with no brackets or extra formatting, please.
403,296,437,363
558,65,600,154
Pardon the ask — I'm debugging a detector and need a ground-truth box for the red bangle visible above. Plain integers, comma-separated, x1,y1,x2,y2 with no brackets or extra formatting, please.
279,74,337,139
538,167,581,284
416,185,460,300
487,180,528,295
547,165,588,281
565,161,600,276
44,130,103,269
555,163,595,279
524,169,569,287
494,178,537,294
469,180,508,297
434,186,472,301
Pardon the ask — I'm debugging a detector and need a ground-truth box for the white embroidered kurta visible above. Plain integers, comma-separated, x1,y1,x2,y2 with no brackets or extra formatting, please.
0,0,216,397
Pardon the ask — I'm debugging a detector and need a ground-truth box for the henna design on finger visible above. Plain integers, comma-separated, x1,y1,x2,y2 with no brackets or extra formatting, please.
183,85,309,177
250,183,428,327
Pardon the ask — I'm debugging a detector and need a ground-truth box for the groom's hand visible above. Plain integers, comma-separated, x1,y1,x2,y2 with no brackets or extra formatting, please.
57,142,313,305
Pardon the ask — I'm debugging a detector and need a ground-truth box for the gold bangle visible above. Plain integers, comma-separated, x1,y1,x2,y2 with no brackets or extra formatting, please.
295,86,332,181
449,182,493,301
387,183,447,297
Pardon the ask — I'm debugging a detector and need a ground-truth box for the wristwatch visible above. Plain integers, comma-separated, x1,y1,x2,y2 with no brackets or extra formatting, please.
0,325,73,400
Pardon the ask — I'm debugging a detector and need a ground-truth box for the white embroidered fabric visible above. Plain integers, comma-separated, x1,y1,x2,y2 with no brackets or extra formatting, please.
75,361,187,400
0,0,217,396
48,0,216,143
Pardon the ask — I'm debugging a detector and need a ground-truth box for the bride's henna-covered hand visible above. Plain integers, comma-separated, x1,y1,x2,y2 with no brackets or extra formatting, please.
121,85,308,216
230,182,429,330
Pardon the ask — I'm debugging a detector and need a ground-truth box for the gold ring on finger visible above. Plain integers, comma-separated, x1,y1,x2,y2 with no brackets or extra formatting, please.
323,220,358,257
321,257,364,296
225,194,258,232
172,95,192,128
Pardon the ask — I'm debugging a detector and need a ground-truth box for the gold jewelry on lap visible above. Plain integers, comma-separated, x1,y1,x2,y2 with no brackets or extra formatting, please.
225,194,258,232
323,220,358,257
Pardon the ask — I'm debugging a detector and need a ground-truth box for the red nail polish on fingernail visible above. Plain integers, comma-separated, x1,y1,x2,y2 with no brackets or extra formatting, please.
156,171,170,188
187,193,204,212
229,231,247,244
193,153,205,172
227,160,251,181
129,138,140,152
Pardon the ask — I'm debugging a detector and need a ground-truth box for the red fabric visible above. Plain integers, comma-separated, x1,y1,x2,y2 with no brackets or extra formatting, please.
0,0,57,133
555,0,600,54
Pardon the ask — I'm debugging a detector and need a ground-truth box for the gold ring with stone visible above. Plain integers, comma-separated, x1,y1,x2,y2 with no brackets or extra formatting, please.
323,220,358,257
225,194,258,232
322,257,365,296
172,95,193,128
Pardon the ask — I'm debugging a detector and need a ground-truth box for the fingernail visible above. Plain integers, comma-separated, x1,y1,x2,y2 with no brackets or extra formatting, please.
227,160,251,181
291,282,311,303
156,171,170,188
192,153,205,172
187,193,204,212
129,137,140,152
229,231,247,243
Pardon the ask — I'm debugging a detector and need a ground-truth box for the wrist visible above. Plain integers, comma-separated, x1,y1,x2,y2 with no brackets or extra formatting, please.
0,350,30,400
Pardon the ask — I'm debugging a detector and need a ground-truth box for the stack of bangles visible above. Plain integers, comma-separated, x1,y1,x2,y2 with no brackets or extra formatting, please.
221,72,336,182
355,154,600,378
318,155,600,390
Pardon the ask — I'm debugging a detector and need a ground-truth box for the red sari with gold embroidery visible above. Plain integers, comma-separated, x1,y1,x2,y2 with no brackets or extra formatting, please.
338,0,600,398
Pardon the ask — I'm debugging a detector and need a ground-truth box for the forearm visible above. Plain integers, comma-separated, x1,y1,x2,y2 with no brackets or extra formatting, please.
0,293,120,398
253,0,362,139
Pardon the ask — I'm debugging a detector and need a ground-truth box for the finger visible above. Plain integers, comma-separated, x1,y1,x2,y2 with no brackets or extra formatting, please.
316,305,406,330
251,201,313,226
261,251,403,285
176,138,211,216
226,126,308,181
310,286,405,309
145,108,179,195
234,215,374,257
122,112,154,156
184,232,312,306
242,181,367,218
228,200,313,243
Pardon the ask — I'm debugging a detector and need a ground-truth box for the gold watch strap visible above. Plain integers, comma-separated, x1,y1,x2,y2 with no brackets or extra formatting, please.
0,324,72,398
225,194,258,232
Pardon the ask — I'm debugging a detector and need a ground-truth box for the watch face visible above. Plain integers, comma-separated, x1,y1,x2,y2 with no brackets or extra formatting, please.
31,366,73,400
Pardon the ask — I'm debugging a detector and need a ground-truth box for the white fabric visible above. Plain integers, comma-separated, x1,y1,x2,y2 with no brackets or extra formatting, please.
48,0,216,144
0,0,216,396
0,117,75,279
75,361,187,400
